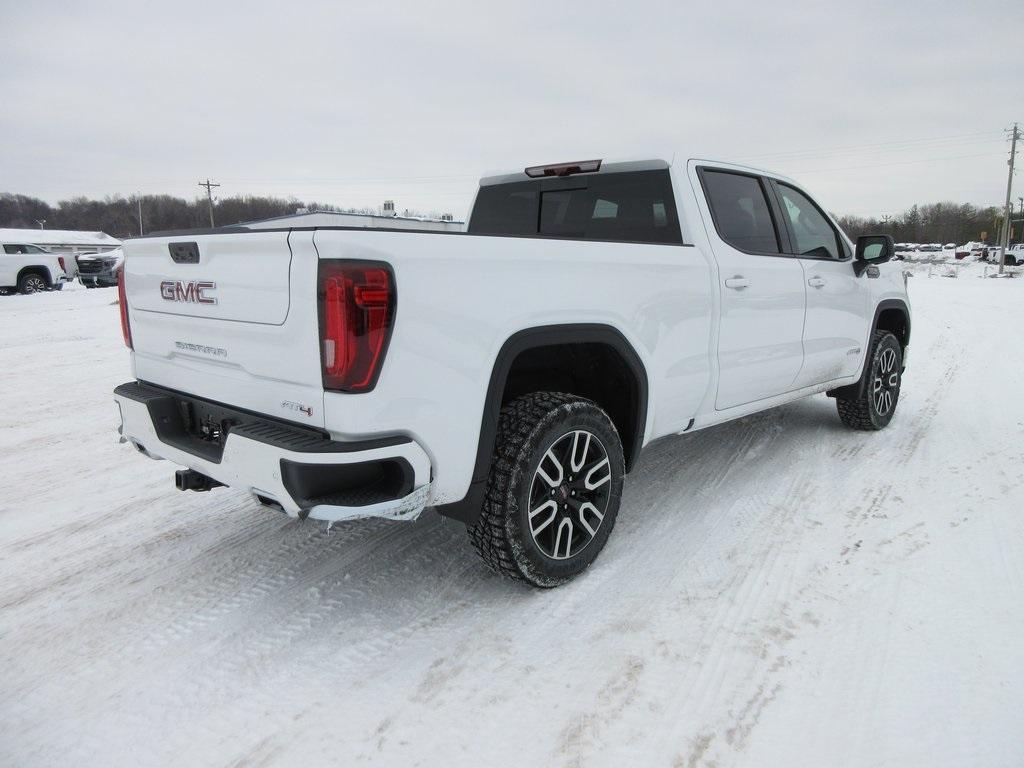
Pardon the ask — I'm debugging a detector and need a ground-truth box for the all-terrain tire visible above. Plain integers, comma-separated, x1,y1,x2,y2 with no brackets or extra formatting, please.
836,330,902,430
467,392,625,588
18,272,48,294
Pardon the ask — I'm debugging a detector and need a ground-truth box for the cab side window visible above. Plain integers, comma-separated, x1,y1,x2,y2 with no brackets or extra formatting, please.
776,184,842,260
4,244,28,254
700,170,781,254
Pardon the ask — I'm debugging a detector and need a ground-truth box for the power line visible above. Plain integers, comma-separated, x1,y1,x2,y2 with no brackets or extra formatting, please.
737,130,1004,162
793,151,1006,175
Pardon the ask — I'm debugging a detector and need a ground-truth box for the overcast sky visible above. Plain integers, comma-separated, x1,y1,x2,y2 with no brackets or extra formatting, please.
2,0,1021,219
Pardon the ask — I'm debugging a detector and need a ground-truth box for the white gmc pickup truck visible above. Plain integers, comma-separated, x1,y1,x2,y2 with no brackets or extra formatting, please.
115,157,910,587
1,242,73,294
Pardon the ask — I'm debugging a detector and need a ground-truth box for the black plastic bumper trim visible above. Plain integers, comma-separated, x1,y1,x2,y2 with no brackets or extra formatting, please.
280,457,415,510
114,380,411,462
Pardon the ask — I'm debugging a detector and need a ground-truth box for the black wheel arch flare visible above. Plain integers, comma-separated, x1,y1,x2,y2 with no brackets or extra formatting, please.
827,298,911,401
434,323,649,525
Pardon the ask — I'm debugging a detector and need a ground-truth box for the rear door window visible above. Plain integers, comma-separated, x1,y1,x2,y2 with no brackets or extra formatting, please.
700,170,781,254
469,169,682,244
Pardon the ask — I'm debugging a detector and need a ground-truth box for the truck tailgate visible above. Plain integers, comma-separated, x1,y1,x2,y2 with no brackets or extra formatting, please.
124,230,327,428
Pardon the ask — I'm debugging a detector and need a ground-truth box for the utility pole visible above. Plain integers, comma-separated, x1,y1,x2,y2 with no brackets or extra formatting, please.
36,219,46,229
998,123,1019,275
198,178,220,227
137,194,144,236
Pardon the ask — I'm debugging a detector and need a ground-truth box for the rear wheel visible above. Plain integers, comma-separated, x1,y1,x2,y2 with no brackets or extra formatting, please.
18,272,48,294
836,330,902,430
468,392,625,587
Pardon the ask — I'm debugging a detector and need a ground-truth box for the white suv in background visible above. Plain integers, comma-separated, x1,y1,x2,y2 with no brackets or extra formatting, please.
0,242,72,294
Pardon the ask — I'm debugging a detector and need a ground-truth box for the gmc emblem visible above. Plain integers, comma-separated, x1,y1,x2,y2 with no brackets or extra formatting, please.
160,280,217,305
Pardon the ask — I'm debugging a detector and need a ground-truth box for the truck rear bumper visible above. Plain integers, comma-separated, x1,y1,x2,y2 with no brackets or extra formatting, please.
114,381,431,522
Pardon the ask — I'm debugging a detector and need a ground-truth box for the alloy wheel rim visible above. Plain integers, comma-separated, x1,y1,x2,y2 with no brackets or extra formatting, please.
25,276,46,293
872,347,899,415
528,430,612,560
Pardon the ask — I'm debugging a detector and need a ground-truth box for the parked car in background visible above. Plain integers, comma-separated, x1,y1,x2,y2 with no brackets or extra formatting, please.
917,244,942,253
955,242,987,260
998,244,1023,266
1,242,72,294
77,248,124,287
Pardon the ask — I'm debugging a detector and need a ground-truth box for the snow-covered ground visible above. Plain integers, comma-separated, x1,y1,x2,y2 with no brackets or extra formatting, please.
2,276,1023,767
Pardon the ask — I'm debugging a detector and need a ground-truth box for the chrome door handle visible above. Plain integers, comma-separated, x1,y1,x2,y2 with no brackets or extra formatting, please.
724,277,750,290
807,276,826,288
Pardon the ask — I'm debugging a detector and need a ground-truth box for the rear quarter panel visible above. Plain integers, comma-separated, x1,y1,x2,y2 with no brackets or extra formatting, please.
312,228,715,504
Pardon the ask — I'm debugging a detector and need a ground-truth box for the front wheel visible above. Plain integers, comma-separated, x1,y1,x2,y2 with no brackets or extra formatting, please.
468,392,625,587
836,330,902,430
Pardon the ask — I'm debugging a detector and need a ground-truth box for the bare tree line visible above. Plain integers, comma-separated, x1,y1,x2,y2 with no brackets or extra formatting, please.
0,191,1013,245
0,192,444,237
834,201,1013,245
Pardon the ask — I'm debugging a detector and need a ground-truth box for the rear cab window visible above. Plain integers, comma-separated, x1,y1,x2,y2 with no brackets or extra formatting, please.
468,168,683,245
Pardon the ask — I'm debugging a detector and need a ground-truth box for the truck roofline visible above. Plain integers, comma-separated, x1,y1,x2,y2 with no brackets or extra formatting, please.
478,156,793,187
478,157,671,187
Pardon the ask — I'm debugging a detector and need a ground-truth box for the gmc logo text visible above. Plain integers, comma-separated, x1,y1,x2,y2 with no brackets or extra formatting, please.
160,280,218,304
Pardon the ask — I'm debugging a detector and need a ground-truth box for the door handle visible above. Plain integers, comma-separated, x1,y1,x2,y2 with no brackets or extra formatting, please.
724,276,750,290
807,276,826,288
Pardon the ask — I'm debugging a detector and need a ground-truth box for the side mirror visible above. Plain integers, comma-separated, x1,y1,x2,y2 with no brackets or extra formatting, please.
854,234,894,276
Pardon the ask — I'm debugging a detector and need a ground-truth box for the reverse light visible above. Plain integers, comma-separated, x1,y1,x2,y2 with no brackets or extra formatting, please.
117,266,132,349
318,261,395,392
525,159,602,178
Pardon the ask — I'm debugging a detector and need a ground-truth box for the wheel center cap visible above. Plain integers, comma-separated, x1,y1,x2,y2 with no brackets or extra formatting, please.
557,484,571,502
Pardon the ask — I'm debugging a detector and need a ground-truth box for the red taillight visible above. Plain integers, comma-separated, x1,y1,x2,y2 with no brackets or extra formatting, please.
58,256,66,272
318,261,395,392
117,266,132,349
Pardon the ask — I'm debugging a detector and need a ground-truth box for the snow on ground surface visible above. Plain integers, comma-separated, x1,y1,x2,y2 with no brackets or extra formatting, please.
2,274,1023,767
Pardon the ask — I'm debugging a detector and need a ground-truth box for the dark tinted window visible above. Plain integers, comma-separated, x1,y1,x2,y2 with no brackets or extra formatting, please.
468,170,682,244
701,170,780,253
777,183,841,260
467,183,538,236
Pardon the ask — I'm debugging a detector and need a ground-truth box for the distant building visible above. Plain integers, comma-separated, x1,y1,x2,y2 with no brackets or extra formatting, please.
239,206,464,233
0,228,121,256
